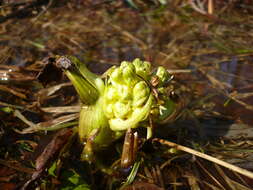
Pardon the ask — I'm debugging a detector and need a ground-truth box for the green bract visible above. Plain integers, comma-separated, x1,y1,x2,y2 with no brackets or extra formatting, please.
57,56,177,160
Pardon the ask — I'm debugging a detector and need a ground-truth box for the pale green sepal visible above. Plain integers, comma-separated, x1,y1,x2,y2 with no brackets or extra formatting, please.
65,70,98,105
67,56,104,93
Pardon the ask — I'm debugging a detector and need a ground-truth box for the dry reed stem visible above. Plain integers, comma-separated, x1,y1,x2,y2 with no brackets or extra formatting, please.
153,138,253,179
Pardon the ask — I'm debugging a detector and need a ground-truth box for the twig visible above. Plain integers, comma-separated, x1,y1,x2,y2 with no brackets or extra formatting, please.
153,138,253,179
208,0,213,15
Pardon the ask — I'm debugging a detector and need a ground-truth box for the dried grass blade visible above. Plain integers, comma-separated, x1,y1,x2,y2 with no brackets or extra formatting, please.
196,159,226,190
0,84,27,99
41,106,80,113
14,110,37,128
232,171,252,188
199,67,253,111
198,68,231,90
186,174,200,190
37,82,72,97
228,95,253,111
155,165,165,188
228,178,252,190
0,101,24,109
15,111,78,134
0,158,35,174
120,161,141,189
214,164,242,190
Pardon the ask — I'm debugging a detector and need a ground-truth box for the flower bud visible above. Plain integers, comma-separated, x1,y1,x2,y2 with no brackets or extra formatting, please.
113,101,131,119
121,61,138,85
155,66,170,87
133,81,150,107
132,58,151,80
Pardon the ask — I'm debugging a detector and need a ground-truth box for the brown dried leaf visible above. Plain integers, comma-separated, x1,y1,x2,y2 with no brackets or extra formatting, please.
21,128,72,190
35,128,73,171
37,57,63,86
0,84,27,99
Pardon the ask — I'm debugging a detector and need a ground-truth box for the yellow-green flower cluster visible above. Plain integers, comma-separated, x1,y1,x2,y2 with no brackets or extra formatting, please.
103,59,153,131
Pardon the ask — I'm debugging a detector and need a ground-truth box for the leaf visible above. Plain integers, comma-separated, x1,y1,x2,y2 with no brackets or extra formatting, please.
0,106,13,113
120,161,141,189
68,172,80,185
48,162,57,177
60,170,90,190
73,184,91,190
